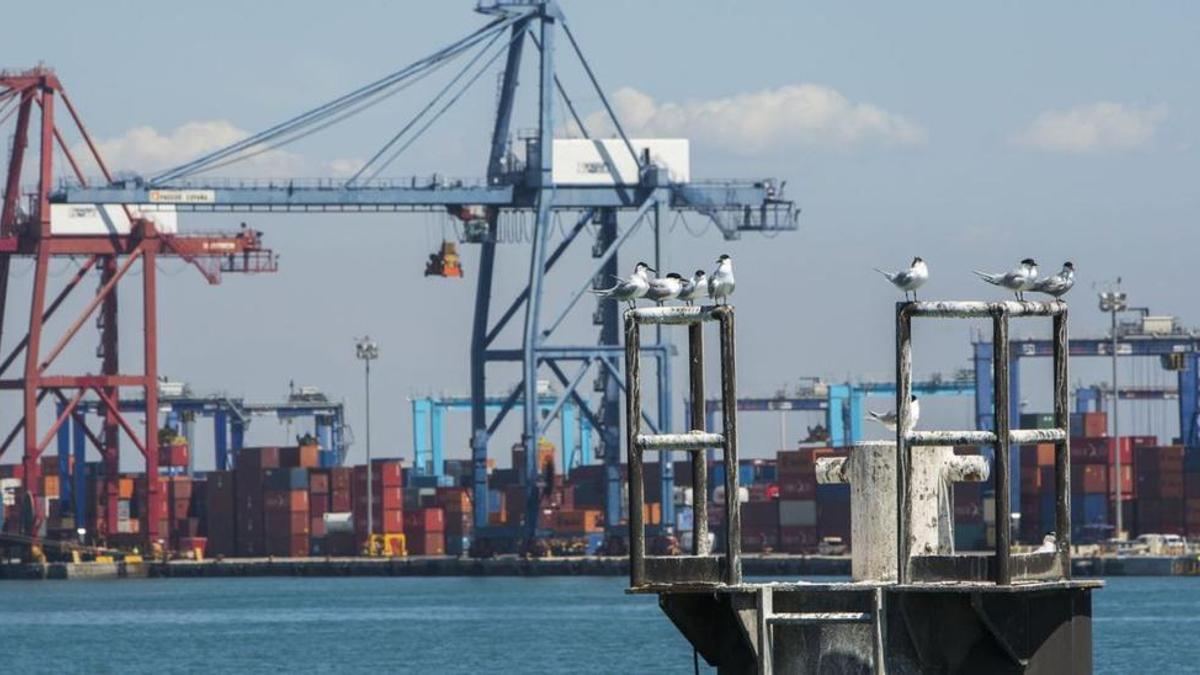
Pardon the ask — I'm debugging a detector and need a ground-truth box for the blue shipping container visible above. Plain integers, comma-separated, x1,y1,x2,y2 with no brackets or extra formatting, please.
816,484,851,503
738,464,755,486
1082,494,1107,524
955,523,986,551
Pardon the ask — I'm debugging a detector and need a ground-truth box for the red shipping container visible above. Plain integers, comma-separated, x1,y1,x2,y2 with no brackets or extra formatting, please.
178,536,207,557
404,507,445,533
237,447,281,473
1071,438,1108,464
1082,412,1107,438
406,532,444,555
265,534,309,557
331,493,352,512
777,475,816,499
265,511,309,535
308,469,330,495
356,460,403,487
1081,465,1107,494
158,444,189,468
264,490,309,513
279,445,320,468
311,516,326,537
379,508,404,534
778,525,818,552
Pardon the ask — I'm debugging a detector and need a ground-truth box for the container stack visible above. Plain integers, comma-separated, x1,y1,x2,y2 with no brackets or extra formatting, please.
353,460,404,540
437,487,473,555
776,449,818,553
234,446,278,556
404,507,445,555
263,468,310,557
205,471,236,556
1136,445,1185,536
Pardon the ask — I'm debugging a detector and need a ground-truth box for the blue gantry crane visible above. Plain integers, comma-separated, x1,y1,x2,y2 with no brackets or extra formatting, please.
974,330,1200,512
56,1,797,544
51,384,350,529
410,393,593,486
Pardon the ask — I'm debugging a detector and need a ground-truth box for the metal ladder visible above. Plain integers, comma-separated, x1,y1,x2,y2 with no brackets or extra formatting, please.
625,305,741,587
755,586,887,675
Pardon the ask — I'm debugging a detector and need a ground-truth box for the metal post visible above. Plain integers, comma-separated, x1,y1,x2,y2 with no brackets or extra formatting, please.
625,313,645,587
718,308,741,584
895,303,913,584
355,337,379,544
214,411,228,471
688,323,709,555
1110,304,1122,539
992,309,1012,585
1053,308,1071,576
72,416,86,527
598,208,623,532
143,239,161,545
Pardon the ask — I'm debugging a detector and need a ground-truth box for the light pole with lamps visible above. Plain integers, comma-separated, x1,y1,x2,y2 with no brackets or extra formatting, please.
1098,282,1127,539
355,336,379,549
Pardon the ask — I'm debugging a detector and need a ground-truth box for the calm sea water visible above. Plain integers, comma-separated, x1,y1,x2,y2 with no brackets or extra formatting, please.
0,575,1196,673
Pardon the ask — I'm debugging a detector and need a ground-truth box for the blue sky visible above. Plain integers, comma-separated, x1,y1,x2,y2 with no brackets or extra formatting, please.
3,1,1198,465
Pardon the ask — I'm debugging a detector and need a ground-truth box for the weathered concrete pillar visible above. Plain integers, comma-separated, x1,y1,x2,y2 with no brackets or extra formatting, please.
816,441,989,581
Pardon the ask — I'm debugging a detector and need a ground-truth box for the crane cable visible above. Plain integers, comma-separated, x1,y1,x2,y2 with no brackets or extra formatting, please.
357,25,526,184
152,13,525,182
187,52,461,178
350,23,512,185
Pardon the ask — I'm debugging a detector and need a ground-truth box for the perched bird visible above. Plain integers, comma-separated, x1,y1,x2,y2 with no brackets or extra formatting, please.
875,256,929,301
707,254,736,305
1032,261,1075,298
678,270,708,305
645,272,685,305
973,258,1039,300
590,261,653,308
1036,532,1057,554
867,395,921,434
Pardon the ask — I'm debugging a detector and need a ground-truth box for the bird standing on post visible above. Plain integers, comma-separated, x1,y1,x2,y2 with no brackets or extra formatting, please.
1032,261,1075,298
645,272,685,305
678,270,707,306
708,254,736,305
590,261,653,308
867,395,921,434
973,258,1039,300
875,256,929,301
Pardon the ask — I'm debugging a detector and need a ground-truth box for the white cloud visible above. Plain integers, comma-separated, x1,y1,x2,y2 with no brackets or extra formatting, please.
82,120,352,177
571,84,925,153
1016,102,1167,154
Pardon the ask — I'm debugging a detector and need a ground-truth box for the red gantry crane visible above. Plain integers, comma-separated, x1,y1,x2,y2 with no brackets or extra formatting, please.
0,67,277,545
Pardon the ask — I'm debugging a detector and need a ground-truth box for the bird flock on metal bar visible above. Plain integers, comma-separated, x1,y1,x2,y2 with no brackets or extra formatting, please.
874,256,1075,302
865,256,1075,431
590,254,736,308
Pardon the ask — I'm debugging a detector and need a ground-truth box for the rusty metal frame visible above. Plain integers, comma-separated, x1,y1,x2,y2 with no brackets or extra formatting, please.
896,300,1070,585
625,305,740,588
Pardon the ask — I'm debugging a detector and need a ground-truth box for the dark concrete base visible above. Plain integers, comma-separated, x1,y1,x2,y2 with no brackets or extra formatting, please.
656,580,1101,674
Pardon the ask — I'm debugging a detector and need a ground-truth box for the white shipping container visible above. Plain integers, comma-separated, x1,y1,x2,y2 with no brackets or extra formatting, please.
50,203,179,236
982,497,996,524
675,505,694,533
323,512,354,534
778,499,817,527
552,138,689,185
712,486,750,505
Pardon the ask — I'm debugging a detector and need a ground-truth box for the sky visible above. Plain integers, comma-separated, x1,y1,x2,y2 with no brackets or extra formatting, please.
1,1,1198,469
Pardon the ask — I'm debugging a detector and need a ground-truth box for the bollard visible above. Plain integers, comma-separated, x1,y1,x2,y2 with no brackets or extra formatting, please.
816,441,989,581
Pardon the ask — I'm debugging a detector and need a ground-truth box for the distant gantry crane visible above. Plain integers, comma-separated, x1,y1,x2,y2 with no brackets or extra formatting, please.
46,0,798,546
